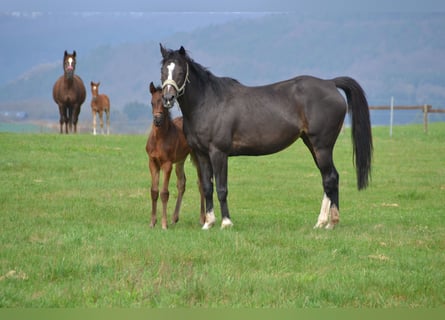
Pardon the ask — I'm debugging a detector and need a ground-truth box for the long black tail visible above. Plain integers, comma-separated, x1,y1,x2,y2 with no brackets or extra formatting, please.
334,77,373,190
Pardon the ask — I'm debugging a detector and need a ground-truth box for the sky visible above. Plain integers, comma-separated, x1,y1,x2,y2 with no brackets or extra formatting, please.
1,0,445,13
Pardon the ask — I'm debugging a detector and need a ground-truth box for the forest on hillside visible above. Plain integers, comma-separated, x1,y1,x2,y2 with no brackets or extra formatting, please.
0,12,444,131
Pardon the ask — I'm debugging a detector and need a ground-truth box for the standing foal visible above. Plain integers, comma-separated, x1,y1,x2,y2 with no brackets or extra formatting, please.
146,82,205,229
90,81,110,135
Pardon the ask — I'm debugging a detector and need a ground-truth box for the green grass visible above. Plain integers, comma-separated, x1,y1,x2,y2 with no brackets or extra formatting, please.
0,124,444,307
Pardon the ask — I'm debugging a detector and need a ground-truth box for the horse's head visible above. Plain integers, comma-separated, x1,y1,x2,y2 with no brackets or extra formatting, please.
149,81,169,127
90,81,100,97
160,44,189,109
63,50,77,80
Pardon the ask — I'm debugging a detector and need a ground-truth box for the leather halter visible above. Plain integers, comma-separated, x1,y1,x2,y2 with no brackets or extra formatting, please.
161,63,190,98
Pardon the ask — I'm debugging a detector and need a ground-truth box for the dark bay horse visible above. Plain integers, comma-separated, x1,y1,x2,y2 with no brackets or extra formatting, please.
146,82,205,229
90,81,111,135
160,45,373,230
53,50,86,134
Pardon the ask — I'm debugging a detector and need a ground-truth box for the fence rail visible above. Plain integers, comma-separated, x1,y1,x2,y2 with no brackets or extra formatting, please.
368,104,444,133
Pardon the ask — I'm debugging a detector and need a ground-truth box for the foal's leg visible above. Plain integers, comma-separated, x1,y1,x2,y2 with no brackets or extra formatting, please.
172,160,186,224
106,110,110,135
149,158,160,228
99,110,104,135
160,162,173,229
92,110,97,135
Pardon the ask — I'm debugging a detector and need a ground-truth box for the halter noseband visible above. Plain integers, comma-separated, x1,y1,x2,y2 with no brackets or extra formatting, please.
161,63,190,98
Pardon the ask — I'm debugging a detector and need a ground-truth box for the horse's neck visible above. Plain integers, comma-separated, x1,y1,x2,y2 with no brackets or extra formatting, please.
64,75,75,86
153,116,173,135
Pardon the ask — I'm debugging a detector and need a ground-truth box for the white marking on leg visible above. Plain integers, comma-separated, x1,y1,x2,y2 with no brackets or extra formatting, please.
202,210,216,230
221,217,233,229
314,193,331,229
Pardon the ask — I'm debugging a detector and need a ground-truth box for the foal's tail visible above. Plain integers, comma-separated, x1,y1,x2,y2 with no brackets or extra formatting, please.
334,77,373,190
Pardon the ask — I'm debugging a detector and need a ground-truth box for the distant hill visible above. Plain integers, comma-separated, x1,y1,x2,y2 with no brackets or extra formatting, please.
1,12,444,130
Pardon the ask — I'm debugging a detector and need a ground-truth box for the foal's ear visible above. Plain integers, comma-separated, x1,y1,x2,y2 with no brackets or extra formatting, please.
179,46,186,55
160,43,168,58
149,81,156,94
73,50,76,57
64,50,68,57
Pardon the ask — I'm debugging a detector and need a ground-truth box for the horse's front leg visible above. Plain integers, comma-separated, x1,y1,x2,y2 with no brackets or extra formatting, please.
194,152,215,230
172,161,186,225
210,149,233,229
160,162,173,230
72,105,80,133
149,159,160,228
58,104,67,134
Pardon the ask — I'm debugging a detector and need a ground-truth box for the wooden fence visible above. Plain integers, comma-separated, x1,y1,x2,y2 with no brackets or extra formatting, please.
368,104,445,133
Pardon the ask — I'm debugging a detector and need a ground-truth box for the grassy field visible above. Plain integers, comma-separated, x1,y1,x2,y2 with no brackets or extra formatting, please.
0,123,444,307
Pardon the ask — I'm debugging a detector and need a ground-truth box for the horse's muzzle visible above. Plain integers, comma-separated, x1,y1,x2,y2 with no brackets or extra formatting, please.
162,89,176,109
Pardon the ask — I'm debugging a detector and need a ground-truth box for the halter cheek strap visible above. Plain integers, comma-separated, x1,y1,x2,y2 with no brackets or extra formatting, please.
161,63,189,97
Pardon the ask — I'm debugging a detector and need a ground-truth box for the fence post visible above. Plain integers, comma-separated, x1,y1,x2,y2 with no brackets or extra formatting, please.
423,104,429,133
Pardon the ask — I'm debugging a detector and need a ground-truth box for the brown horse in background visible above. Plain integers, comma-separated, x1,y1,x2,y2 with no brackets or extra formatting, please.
90,81,111,135
146,82,205,229
53,50,86,134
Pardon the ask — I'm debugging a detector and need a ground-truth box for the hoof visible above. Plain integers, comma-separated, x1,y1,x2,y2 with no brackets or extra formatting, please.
221,218,233,229
201,211,216,230
313,221,327,229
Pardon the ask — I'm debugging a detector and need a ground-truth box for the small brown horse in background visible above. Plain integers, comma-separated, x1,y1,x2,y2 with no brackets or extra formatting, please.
53,50,86,133
146,82,205,229
90,81,111,135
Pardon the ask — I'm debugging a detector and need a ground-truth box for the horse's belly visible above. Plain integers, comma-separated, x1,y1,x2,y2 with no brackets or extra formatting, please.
230,125,301,156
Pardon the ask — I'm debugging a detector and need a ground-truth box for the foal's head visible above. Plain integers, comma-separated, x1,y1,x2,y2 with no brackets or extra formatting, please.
90,81,100,97
149,82,170,127
63,50,77,80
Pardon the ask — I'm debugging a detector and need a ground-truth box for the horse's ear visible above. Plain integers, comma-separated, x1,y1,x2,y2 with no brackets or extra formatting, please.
160,43,168,58
91,81,93,85
64,50,68,57
179,46,186,55
73,50,76,57
149,82,156,94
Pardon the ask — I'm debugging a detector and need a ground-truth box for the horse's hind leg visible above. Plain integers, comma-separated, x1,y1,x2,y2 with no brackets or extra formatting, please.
302,135,339,229
315,150,339,229
106,110,110,135
172,161,186,225
99,110,104,135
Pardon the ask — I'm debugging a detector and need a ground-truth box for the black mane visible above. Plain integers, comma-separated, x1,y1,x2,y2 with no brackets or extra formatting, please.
161,48,241,97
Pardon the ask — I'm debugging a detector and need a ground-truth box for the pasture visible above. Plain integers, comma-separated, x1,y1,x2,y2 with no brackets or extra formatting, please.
0,124,444,307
